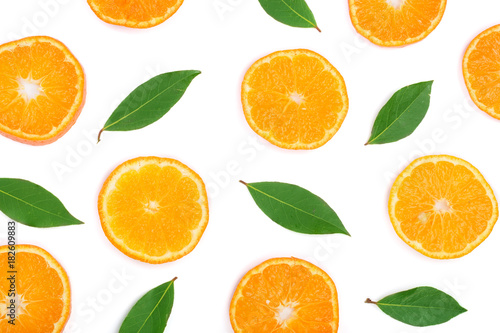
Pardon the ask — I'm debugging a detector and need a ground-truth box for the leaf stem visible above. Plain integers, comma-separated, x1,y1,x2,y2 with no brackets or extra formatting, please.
239,180,248,186
315,25,321,33
365,298,377,304
97,128,104,144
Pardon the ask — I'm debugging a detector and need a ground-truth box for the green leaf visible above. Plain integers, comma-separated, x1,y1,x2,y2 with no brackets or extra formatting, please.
366,81,433,145
241,181,349,235
258,0,320,31
119,278,177,333
366,287,467,327
0,178,84,227
98,70,201,142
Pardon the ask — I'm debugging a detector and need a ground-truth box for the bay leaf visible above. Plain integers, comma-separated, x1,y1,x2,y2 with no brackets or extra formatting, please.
366,286,467,327
98,70,201,142
258,0,320,31
241,181,349,235
0,178,84,227
119,278,176,333
366,81,433,145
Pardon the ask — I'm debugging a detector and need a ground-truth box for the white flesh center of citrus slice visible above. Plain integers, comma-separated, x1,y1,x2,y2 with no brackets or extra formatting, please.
387,0,405,9
17,77,43,101
434,199,452,213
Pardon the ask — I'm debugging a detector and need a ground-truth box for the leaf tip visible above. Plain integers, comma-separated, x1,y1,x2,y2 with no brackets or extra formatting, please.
239,180,248,186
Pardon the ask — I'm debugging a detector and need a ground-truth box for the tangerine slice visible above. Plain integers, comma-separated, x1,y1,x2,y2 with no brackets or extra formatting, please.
0,245,71,333
87,0,184,28
98,156,209,264
349,0,447,46
0,36,85,145
463,24,500,119
389,155,498,259
230,257,339,333
242,49,349,150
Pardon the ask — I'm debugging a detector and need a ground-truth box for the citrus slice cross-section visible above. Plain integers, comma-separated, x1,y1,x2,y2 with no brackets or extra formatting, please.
0,36,85,145
463,24,500,119
230,257,339,332
389,155,498,259
98,156,209,264
0,245,71,333
241,49,349,150
87,0,184,28
349,0,447,46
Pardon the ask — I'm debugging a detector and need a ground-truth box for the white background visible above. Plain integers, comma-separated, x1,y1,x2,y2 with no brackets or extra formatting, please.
1,0,500,332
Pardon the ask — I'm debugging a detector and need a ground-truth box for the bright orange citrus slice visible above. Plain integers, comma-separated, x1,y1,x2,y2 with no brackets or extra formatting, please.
0,245,71,332
463,24,500,119
98,156,209,264
230,257,339,332
389,155,498,259
349,0,447,46
87,0,184,28
241,49,349,150
0,36,85,145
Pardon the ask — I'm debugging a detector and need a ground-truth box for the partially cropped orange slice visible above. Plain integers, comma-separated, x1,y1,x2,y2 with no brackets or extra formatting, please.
87,0,184,28
463,24,500,119
349,0,447,46
98,156,209,264
0,245,71,332
0,36,85,145
230,257,339,332
242,49,349,150
389,155,498,259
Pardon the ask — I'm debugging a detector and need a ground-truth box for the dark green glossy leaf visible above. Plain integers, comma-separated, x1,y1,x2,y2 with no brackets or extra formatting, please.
241,181,349,235
258,0,320,31
366,286,467,327
0,178,84,227
366,81,433,145
98,70,201,142
119,278,176,333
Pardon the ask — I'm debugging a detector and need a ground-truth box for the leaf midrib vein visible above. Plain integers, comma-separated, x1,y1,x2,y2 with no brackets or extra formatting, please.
279,0,316,28
378,302,460,310
104,74,196,130
248,185,338,231
369,86,430,144
135,281,174,333
0,188,73,222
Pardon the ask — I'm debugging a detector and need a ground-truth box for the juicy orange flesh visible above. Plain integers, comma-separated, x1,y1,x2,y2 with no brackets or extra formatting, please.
465,29,500,114
90,0,179,22
105,164,203,257
0,41,79,136
395,161,493,253
352,0,443,42
0,251,64,332
247,54,344,145
235,263,335,332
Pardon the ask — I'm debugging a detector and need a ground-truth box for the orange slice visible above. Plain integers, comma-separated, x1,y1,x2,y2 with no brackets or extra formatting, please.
349,0,447,46
98,156,209,264
0,36,85,145
0,245,71,332
241,49,349,150
463,24,500,119
87,0,184,28
389,155,498,259
230,257,339,332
